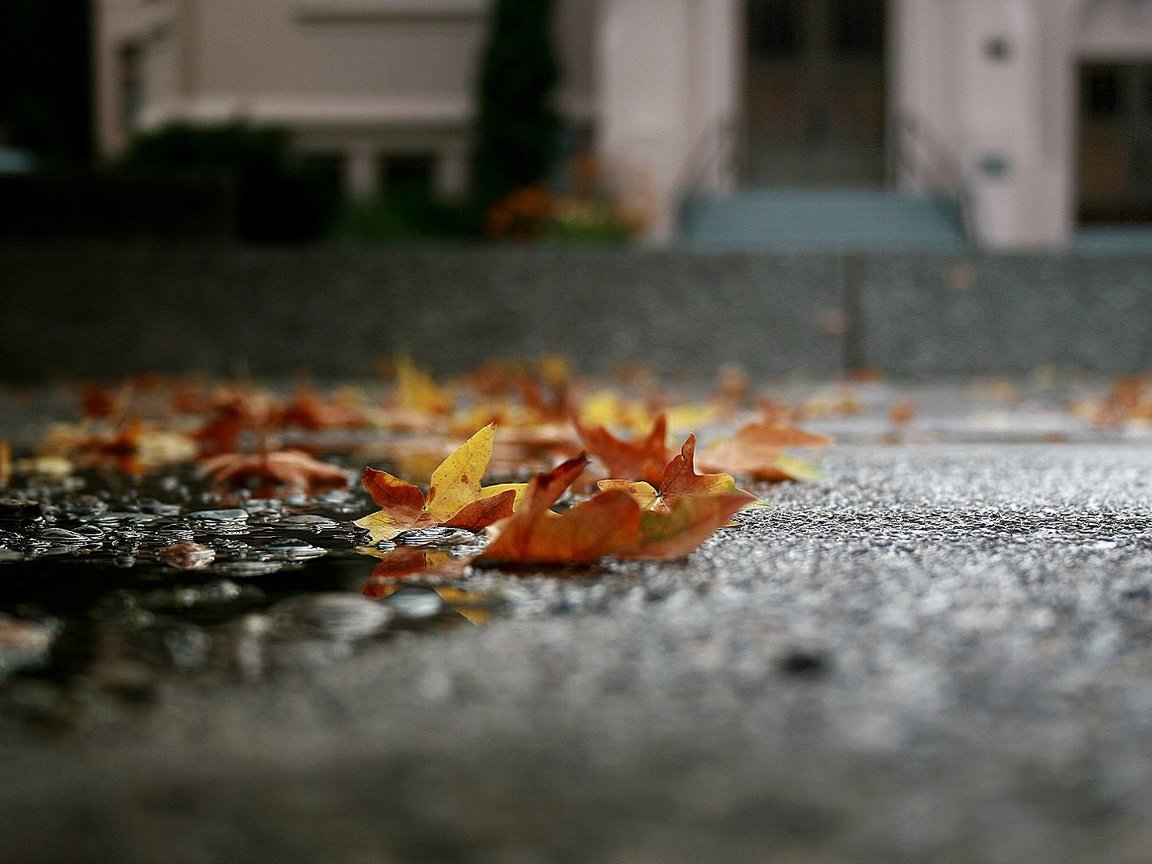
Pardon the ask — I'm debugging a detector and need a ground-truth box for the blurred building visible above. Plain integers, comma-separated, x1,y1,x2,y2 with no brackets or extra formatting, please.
0,0,92,169
94,0,1152,249
94,0,594,209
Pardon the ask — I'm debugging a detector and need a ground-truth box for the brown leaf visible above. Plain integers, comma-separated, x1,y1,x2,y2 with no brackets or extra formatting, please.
202,450,348,495
481,454,637,564
193,389,281,455
888,399,917,427
703,422,830,482
481,486,642,565
658,435,745,497
281,387,367,430
598,435,756,513
441,489,517,531
624,493,754,560
479,446,755,569
574,413,671,485
480,451,748,565
359,470,435,539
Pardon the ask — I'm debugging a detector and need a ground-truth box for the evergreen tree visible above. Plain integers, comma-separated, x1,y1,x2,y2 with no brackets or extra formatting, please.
471,0,562,216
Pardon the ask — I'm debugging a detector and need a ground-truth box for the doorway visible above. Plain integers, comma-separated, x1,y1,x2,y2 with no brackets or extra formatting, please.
744,0,887,186
1078,62,1152,221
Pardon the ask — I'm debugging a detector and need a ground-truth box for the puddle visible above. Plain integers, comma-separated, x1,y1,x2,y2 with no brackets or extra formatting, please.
0,463,500,721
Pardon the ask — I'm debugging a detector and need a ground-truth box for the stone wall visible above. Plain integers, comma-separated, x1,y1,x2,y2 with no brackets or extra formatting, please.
1,242,1150,381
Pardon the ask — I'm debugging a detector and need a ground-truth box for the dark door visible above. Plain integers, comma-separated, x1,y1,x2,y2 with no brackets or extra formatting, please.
1079,63,1152,221
744,0,887,186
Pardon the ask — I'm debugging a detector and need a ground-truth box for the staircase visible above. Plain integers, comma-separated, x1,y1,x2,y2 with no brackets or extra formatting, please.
679,189,967,252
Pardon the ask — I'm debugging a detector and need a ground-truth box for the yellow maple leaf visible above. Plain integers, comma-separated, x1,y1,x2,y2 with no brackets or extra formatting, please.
355,424,525,543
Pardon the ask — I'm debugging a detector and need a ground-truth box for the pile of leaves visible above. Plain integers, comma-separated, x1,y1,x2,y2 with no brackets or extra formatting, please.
3,358,835,580
1071,374,1152,429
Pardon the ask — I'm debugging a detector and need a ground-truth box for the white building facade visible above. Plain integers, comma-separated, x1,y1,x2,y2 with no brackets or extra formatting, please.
94,0,1152,249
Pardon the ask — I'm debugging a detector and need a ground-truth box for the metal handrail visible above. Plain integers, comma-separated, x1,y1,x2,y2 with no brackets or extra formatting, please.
679,111,976,244
896,113,975,243
675,114,744,226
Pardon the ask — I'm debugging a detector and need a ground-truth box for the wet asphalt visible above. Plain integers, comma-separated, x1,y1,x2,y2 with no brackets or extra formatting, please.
3,440,1152,863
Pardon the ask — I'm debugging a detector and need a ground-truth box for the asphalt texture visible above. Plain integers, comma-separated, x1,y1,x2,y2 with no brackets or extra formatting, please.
3,433,1152,863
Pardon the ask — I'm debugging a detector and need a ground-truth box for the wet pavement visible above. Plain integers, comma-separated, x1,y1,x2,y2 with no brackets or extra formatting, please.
3,383,1152,862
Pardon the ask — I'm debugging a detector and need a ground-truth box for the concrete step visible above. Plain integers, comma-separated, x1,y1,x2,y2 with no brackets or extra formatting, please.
680,189,967,252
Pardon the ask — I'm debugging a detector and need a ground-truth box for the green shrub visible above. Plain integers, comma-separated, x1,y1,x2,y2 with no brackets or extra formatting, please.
326,180,473,245
117,123,340,243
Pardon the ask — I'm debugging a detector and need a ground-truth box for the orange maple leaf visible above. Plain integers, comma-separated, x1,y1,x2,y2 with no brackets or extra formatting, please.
281,387,368,430
574,413,671,485
598,434,757,512
702,423,831,482
480,455,641,564
201,449,349,495
194,389,281,455
481,451,753,565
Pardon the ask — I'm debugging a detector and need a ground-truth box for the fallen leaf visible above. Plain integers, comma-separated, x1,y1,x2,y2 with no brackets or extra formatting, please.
888,399,917,426
281,387,368,430
80,384,126,421
575,413,671,485
481,451,752,565
703,422,830,482
516,373,572,424
194,389,281,455
12,455,73,478
625,492,755,560
358,468,437,536
37,420,197,475
201,449,349,495
425,424,507,520
598,435,756,512
712,365,749,413
354,424,523,543
664,402,720,435
390,357,453,424
481,455,642,564
578,389,653,433
659,435,748,497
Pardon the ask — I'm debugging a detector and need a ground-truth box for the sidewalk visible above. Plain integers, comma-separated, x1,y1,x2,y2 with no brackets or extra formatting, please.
3,433,1152,863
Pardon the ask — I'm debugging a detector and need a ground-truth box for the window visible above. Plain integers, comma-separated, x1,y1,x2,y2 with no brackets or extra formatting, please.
748,0,801,59
1084,67,1122,119
832,0,884,55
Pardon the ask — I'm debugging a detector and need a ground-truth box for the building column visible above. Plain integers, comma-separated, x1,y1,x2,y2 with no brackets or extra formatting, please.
344,143,379,202
595,0,737,244
596,0,689,244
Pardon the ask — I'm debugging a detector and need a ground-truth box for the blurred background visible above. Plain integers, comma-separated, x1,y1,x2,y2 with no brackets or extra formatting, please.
3,1,1152,379
6,0,1152,250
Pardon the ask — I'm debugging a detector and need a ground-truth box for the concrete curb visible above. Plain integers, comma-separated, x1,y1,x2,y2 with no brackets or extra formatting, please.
3,242,1152,381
